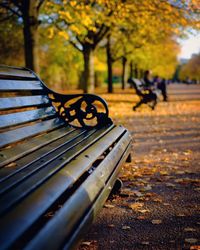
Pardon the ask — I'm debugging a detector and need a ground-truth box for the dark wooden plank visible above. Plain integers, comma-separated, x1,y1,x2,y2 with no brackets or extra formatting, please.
0,66,35,78
64,142,132,249
0,118,65,148
30,133,131,250
0,129,91,194
0,126,130,249
0,128,85,183
0,126,74,168
0,126,115,215
0,107,56,129
0,95,50,111
0,79,43,91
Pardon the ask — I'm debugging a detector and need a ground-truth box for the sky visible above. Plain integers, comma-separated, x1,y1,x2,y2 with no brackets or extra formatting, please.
178,33,200,59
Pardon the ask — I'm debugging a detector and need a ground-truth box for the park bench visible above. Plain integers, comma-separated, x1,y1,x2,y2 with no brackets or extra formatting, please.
128,78,158,110
0,65,132,250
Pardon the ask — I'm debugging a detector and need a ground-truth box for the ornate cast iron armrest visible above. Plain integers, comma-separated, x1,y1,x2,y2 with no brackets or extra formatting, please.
23,67,112,129
48,91,113,129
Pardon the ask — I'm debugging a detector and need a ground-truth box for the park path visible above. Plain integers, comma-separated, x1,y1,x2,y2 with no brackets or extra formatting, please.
78,84,200,250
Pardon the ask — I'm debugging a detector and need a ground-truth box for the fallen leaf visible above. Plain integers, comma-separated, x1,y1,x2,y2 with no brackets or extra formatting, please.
183,150,192,155
190,246,200,250
184,238,198,244
166,183,176,187
81,241,92,246
104,204,115,209
152,198,162,203
145,192,157,197
177,171,185,175
163,203,170,206
108,224,115,228
129,202,144,211
160,171,168,176
44,211,54,218
137,215,146,220
176,213,185,217
134,191,144,197
122,226,131,230
140,185,152,191
184,227,196,232
151,219,162,224
6,162,17,168
141,241,150,245
139,209,150,213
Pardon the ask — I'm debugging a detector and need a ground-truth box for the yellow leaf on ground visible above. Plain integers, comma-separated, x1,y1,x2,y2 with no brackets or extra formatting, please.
151,219,162,224
104,204,115,209
184,238,198,244
129,202,144,211
139,209,150,213
190,246,200,250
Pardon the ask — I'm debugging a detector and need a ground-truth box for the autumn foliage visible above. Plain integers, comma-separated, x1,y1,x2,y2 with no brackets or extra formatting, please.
0,0,199,92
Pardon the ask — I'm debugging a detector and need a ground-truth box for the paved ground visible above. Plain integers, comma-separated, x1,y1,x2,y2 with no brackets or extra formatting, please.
77,84,200,250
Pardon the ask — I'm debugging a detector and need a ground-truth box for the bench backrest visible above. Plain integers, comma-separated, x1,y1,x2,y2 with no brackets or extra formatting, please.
128,78,144,96
0,66,64,150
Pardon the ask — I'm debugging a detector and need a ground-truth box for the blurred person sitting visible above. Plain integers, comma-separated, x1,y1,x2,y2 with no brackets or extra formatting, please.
142,70,154,90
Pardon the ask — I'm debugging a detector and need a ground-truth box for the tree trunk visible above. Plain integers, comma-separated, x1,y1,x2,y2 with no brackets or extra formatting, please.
22,0,40,73
129,60,133,78
83,46,95,93
134,64,138,78
106,35,113,93
122,56,127,90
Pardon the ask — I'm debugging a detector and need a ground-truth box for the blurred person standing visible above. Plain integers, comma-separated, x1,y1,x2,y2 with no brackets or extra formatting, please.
157,78,168,102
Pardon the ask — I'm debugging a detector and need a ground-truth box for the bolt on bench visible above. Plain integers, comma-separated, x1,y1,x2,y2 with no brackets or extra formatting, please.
0,65,132,250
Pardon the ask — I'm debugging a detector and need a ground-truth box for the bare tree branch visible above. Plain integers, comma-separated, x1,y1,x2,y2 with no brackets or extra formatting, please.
94,25,110,46
37,0,45,11
0,2,21,17
54,22,83,52
12,0,22,11
69,40,83,52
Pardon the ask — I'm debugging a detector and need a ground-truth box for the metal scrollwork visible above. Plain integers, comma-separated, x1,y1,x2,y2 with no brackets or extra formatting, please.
49,92,113,128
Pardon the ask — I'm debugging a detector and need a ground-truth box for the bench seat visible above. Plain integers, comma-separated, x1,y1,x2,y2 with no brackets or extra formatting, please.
0,66,132,249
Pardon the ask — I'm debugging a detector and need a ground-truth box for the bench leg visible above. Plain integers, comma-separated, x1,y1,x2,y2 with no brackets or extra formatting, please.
133,99,145,111
109,178,123,196
126,153,132,163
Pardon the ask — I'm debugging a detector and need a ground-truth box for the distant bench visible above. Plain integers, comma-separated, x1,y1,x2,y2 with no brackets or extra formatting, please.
128,78,158,110
0,65,132,249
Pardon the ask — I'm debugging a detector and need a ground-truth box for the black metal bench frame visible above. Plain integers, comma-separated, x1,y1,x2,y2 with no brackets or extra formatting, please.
128,78,158,110
0,65,132,250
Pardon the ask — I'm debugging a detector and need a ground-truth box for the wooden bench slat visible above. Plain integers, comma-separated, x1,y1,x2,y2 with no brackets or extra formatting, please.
0,95,50,111
0,107,57,129
0,126,112,214
0,79,43,91
0,126,74,168
27,132,131,250
0,129,87,189
0,118,65,148
0,126,129,249
64,140,132,249
0,66,36,78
